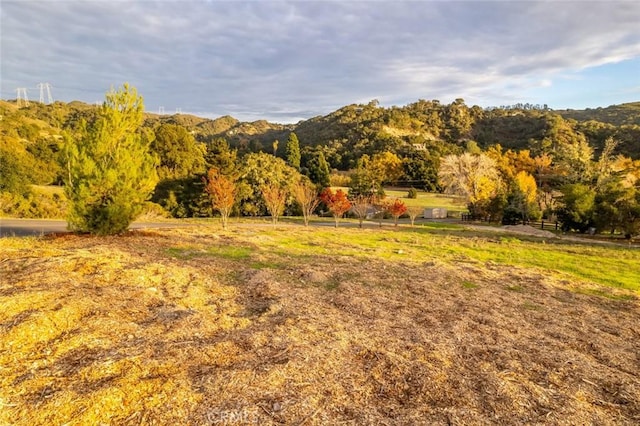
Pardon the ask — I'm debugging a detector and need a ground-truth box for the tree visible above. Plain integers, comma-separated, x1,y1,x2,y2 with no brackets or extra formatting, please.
0,144,31,195
407,205,423,227
285,132,301,169
348,155,379,197
509,171,539,222
386,198,407,226
62,84,158,235
262,183,288,225
371,151,403,185
238,152,299,216
350,194,372,228
306,150,331,188
556,183,595,233
152,123,205,180
555,137,594,184
205,137,238,177
320,188,351,227
438,153,502,218
203,167,236,229
292,179,320,226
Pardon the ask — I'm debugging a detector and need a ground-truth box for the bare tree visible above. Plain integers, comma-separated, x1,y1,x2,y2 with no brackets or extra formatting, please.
292,180,320,226
350,195,371,228
262,183,288,225
203,168,237,229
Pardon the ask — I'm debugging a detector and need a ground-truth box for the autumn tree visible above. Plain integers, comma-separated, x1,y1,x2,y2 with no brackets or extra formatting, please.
262,183,288,225
320,188,352,227
285,132,301,170
386,198,407,226
438,153,502,218
503,171,539,224
292,179,320,226
203,167,237,229
62,84,158,235
407,205,423,227
371,151,404,185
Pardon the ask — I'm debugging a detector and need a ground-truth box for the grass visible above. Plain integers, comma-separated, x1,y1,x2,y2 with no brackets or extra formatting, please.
0,223,638,425
384,188,467,211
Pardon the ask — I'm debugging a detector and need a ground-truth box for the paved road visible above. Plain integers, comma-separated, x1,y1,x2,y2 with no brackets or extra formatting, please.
0,218,188,238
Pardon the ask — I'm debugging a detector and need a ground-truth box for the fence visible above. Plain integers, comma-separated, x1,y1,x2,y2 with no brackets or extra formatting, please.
461,214,560,231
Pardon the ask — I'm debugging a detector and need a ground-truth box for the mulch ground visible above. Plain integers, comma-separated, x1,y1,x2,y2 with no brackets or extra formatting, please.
1,227,638,425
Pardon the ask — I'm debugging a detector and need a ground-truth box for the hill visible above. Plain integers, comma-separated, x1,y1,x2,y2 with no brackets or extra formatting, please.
555,102,640,126
1,223,638,424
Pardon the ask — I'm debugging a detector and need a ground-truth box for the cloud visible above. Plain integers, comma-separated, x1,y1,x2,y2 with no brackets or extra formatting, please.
2,1,639,122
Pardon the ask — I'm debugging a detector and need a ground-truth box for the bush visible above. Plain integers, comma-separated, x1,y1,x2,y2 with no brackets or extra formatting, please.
407,187,418,199
0,189,67,218
329,172,351,187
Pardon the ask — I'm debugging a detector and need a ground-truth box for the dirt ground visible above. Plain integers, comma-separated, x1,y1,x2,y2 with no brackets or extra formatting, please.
1,227,639,425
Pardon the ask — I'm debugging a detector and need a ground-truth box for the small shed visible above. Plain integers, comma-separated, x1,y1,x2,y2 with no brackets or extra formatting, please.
424,208,447,219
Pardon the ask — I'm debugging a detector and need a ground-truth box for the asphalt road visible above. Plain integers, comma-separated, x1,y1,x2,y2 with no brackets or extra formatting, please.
0,218,187,238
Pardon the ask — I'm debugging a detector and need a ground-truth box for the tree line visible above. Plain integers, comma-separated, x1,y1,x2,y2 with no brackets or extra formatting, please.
1,86,639,237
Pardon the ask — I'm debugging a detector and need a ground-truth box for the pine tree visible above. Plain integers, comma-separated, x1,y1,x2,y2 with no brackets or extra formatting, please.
63,84,158,235
285,132,301,169
308,151,331,188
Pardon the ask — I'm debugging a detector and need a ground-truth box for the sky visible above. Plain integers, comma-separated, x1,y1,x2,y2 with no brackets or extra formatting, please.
2,0,640,124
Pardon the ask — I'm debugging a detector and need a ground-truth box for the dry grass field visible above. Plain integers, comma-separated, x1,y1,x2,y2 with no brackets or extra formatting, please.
1,223,639,425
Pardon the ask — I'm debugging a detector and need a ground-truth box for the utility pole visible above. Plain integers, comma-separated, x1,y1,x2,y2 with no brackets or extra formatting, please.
15,88,29,107
37,83,53,104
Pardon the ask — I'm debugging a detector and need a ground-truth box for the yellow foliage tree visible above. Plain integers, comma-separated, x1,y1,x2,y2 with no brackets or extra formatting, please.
439,153,502,217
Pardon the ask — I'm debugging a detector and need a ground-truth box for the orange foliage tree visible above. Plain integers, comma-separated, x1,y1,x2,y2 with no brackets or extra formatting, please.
386,198,407,226
203,167,237,229
320,188,352,228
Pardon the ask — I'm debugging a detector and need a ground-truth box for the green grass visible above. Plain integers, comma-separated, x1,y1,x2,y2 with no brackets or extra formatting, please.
461,281,478,289
247,225,640,293
383,188,467,211
166,245,254,261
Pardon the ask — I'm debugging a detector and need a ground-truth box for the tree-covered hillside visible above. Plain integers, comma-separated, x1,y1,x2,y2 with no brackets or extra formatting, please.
2,96,640,237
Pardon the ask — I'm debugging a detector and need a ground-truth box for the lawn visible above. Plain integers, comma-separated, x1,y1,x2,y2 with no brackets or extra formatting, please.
0,223,638,425
383,188,467,211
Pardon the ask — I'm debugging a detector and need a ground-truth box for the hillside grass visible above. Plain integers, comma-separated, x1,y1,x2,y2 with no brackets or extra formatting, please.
1,223,638,425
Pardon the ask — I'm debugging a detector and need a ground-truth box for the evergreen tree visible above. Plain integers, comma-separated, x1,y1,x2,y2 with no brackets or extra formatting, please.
62,84,158,235
307,151,331,188
151,123,205,180
285,132,301,169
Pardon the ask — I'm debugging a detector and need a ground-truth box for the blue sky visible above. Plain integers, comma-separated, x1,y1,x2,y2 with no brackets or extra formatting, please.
2,0,640,123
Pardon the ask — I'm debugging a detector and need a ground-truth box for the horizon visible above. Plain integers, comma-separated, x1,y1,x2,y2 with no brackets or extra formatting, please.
2,1,640,124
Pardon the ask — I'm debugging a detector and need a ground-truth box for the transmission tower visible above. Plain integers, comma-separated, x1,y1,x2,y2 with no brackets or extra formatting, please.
15,88,29,107
37,83,53,104
175,108,182,114
158,106,165,114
